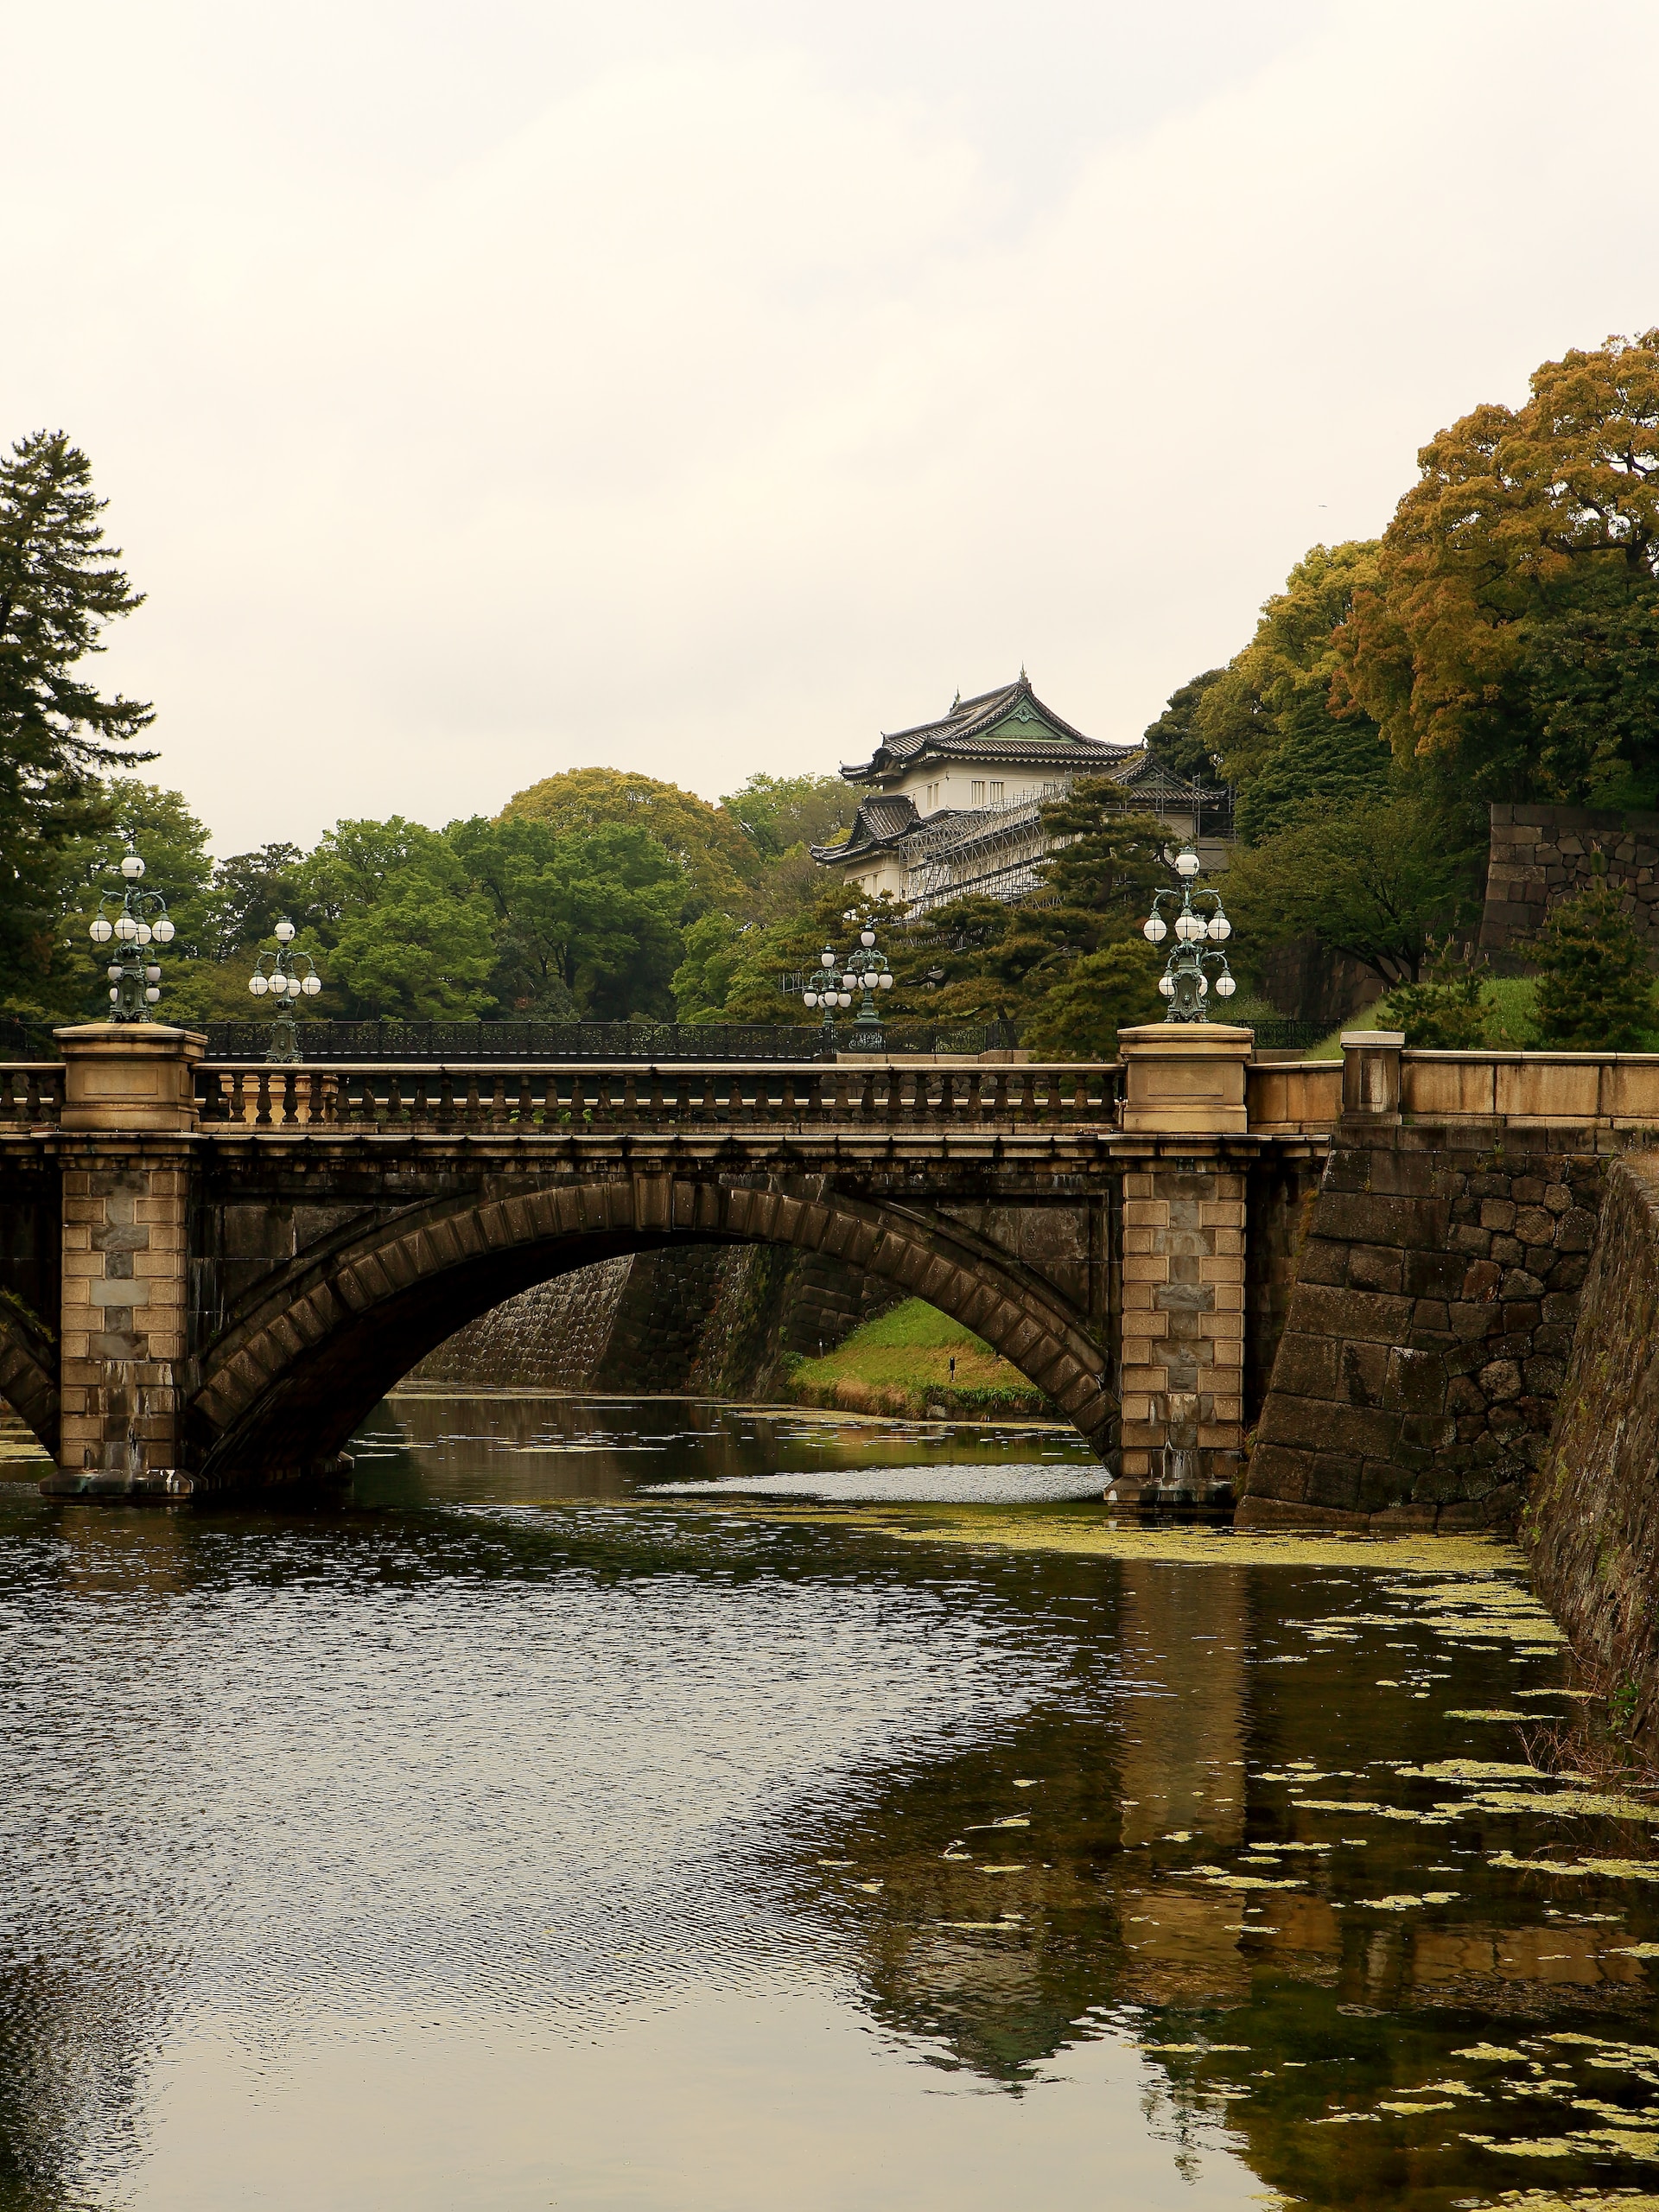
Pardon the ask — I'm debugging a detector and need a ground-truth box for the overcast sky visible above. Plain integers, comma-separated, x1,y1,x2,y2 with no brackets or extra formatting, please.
4,2,1655,855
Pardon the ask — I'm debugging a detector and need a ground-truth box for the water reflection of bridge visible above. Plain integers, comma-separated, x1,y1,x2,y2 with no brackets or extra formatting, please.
815,1549,1648,2202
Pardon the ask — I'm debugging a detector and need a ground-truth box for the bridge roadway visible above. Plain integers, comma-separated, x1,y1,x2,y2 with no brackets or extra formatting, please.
0,1028,1338,1500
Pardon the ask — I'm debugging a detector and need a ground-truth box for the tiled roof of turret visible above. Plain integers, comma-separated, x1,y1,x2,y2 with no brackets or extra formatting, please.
839,673,1134,784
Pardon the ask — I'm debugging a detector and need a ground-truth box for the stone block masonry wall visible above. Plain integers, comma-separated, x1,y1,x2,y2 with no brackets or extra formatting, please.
58,1146,189,1480
410,1255,632,1389
410,1244,904,1401
1528,1153,1659,1739
1243,1122,1617,1532
1119,1153,1246,1497
1480,802,1659,966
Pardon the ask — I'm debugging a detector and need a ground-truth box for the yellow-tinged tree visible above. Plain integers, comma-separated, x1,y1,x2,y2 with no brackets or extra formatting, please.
1195,540,1389,843
499,767,757,914
1335,329,1659,810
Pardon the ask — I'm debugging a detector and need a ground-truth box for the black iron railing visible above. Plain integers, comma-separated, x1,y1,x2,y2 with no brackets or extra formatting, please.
202,1020,836,1064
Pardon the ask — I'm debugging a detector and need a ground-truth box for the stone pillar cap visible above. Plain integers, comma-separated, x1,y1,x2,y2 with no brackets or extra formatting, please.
54,1022,207,1046
1341,1030,1404,1049
1118,1022,1253,1047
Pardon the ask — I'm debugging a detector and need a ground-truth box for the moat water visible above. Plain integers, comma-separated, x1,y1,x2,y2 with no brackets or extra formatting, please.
3,1395,1658,2210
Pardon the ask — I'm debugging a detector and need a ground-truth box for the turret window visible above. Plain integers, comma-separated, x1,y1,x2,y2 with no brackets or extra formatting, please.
989,780,1004,805
970,779,985,805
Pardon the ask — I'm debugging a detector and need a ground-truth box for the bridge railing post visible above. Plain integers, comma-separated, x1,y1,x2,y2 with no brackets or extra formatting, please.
48,1022,206,1500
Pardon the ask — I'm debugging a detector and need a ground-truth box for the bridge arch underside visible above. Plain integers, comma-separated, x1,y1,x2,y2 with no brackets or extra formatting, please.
185,1177,1117,1489
0,1313,59,1459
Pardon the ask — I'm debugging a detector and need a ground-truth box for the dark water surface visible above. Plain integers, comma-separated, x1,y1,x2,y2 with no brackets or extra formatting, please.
3,1395,1659,2209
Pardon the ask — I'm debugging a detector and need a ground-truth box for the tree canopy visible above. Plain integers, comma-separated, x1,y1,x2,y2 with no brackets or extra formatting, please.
499,766,757,914
0,432,155,1018
1334,329,1659,813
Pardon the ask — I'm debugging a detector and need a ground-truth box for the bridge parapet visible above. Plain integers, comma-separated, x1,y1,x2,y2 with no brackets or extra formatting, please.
0,1065,64,1127
190,1058,1127,1132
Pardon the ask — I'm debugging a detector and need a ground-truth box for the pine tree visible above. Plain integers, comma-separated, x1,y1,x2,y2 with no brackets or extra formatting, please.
1384,937,1490,1047
0,430,154,1018
1533,880,1656,1050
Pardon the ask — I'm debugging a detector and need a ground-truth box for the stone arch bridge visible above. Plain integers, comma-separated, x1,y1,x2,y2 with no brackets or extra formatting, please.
0,1026,1337,1502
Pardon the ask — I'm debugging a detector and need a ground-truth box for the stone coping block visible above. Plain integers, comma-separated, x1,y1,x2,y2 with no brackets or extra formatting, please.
55,1024,207,1134
1118,1023,1251,1135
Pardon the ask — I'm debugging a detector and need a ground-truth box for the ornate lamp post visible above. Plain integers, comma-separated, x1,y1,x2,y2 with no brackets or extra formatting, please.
1141,844,1236,1020
842,916,893,1052
801,940,852,1046
87,849,175,1021
247,919,324,1061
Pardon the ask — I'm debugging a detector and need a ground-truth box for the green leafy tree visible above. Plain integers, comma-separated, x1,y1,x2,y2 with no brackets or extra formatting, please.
499,766,755,915
209,842,308,960
0,431,156,1018
1195,541,1389,844
1531,880,1656,1049
448,814,683,1020
721,772,849,862
1382,937,1491,1047
299,818,499,1020
1142,669,1224,784
53,780,229,1025
1221,791,1475,988
672,911,749,1021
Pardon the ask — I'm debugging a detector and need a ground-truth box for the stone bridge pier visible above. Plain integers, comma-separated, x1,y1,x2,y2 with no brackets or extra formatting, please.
0,1022,1338,1504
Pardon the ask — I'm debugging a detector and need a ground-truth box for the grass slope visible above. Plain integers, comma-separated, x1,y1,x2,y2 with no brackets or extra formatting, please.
787,1297,1052,1419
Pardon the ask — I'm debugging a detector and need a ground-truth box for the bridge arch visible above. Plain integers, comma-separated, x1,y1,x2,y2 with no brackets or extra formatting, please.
185,1173,1116,1486
0,1311,58,1459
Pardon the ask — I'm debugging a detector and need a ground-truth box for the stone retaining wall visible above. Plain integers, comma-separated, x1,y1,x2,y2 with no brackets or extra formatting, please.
1527,1153,1659,1736
411,1243,902,1401
1241,1121,1616,1531
1480,801,1659,966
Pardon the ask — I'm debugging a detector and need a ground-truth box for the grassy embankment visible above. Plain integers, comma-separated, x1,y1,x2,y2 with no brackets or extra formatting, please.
785,1298,1052,1421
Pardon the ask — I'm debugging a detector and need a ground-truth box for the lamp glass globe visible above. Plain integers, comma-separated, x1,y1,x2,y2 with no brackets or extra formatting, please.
860,928,874,949
275,919,296,943
1175,911,1203,943
1197,974,1209,994
153,917,175,944
115,915,137,942
1209,914,1231,941
302,973,322,996
110,987,120,1003
878,971,893,988
862,971,878,989
134,923,152,946
145,965,161,984
803,990,817,1007
90,917,113,944
1142,915,1166,944
107,966,123,983
1216,972,1236,996
144,986,161,1003
1175,848,1200,877
1158,976,1175,997
121,855,145,880
249,974,269,996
